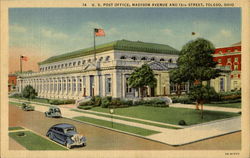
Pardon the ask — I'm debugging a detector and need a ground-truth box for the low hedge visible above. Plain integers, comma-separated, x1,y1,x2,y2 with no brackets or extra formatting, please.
49,99,75,105
78,106,92,110
171,96,194,104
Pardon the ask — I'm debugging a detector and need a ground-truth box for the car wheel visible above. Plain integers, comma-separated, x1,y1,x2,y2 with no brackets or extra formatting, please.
48,133,54,140
66,141,72,149
82,143,86,147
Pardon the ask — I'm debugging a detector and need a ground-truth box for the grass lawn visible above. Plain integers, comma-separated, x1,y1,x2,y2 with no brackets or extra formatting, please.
9,101,22,107
9,131,67,150
71,109,181,129
205,102,241,108
90,106,240,126
73,116,160,136
9,96,50,104
9,126,24,131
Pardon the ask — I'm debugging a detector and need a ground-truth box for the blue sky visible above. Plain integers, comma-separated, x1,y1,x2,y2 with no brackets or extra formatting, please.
9,8,241,58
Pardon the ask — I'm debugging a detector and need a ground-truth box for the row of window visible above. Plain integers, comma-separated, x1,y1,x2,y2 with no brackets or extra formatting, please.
120,56,173,62
218,49,239,54
40,56,111,71
217,57,239,63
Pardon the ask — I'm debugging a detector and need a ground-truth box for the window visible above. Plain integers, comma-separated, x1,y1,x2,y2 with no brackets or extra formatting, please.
235,57,238,62
120,56,126,59
106,77,112,94
73,79,76,91
220,78,224,91
63,80,66,91
131,56,137,60
160,58,165,61
61,64,64,68
88,59,91,62
99,57,103,61
234,65,238,70
54,81,57,91
65,63,68,67
126,77,132,93
73,62,76,66
234,49,238,52
227,58,231,62
218,59,222,63
106,56,110,61
150,57,155,61
82,60,86,64
219,51,223,54
69,63,72,67
79,79,82,91
78,61,81,65
227,50,231,53
59,80,61,91
141,57,147,60
168,59,172,63
67,79,71,92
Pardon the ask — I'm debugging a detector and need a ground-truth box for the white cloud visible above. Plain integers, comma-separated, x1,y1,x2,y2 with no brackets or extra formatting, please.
162,28,172,35
106,27,119,36
220,29,232,37
10,24,26,33
41,28,68,39
86,21,103,29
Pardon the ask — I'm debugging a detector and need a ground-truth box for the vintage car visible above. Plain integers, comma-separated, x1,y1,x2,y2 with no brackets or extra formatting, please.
46,123,87,149
21,102,35,111
44,107,62,118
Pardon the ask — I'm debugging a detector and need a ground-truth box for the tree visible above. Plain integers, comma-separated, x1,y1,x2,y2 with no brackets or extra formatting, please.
170,38,221,117
22,85,37,100
128,64,157,98
188,85,218,119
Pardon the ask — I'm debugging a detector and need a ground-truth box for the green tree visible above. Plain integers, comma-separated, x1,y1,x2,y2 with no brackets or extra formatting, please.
188,85,218,119
170,38,221,117
128,64,157,98
22,85,37,100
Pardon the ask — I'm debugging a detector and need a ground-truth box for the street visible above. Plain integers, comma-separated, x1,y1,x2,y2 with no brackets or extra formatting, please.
9,104,241,150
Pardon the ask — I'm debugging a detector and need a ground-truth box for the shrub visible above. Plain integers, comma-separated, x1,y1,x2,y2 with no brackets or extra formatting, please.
78,106,92,110
120,100,133,106
78,101,95,106
91,96,102,107
63,99,75,104
133,99,169,107
49,99,64,105
101,96,112,108
49,99,75,105
178,120,187,125
171,96,194,104
9,93,22,98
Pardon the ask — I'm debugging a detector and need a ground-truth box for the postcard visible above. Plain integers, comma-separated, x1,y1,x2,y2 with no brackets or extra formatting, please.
1,0,249,158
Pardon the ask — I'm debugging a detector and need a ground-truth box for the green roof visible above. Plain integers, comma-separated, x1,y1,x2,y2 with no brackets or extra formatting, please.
39,39,179,65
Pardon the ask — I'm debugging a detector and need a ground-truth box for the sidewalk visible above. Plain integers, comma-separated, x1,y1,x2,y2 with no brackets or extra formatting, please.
171,103,241,113
9,98,241,146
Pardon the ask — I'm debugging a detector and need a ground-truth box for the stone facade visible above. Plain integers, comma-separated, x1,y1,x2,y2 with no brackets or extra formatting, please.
17,40,179,99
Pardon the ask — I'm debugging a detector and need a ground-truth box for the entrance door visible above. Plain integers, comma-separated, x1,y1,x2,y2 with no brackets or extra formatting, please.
90,75,95,96
150,87,155,97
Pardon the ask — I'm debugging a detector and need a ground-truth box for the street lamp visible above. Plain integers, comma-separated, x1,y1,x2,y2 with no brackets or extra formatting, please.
109,108,114,128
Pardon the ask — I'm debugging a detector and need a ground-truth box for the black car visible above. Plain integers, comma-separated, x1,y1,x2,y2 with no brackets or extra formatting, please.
46,123,86,149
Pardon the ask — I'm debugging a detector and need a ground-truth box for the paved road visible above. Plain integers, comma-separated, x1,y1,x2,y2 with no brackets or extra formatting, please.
9,104,241,150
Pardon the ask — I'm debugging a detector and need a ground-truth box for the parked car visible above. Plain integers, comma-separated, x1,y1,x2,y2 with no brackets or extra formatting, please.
45,107,62,118
46,123,87,149
21,102,35,111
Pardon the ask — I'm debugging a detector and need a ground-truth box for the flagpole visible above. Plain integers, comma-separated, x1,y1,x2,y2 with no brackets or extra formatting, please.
93,29,96,61
20,55,22,73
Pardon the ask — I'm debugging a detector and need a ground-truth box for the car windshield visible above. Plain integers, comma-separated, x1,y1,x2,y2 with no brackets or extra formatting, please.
64,127,76,133
54,108,61,112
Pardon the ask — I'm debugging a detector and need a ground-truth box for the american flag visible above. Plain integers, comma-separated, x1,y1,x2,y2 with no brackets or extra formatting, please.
94,28,105,36
21,55,28,61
